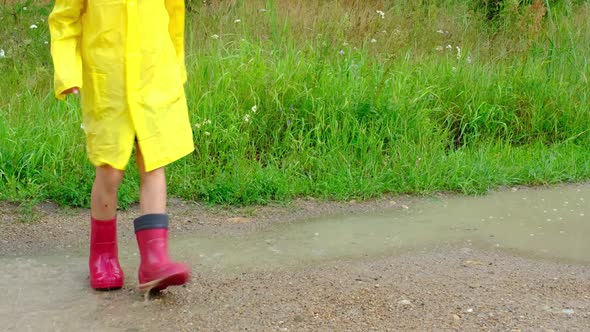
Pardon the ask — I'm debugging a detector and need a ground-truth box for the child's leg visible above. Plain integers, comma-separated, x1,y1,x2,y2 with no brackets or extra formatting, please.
89,165,125,290
91,165,125,220
135,147,166,214
133,144,191,292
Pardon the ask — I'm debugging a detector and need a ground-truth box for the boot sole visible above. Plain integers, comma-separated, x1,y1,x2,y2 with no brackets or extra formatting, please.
138,271,189,292
91,282,124,291
93,286,123,291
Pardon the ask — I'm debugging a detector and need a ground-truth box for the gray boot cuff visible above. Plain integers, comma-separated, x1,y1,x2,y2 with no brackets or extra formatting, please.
133,214,169,233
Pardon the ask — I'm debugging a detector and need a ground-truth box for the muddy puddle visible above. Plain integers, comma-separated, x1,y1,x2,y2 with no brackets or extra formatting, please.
1,184,589,331
178,185,589,272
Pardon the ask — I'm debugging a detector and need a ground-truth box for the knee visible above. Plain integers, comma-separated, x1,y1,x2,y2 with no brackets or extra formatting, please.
139,167,165,183
96,165,125,192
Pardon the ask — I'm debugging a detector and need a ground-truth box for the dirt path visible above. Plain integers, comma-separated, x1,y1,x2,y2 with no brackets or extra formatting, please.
2,187,590,331
0,196,414,257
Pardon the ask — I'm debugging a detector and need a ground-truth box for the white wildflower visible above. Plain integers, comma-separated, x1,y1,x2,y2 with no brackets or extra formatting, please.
376,10,385,19
211,34,219,39
196,119,212,128
251,105,257,113
30,24,38,29
437,29,445,34
234,19,241,23
0,49,5,58
259,8,267,12
456,46,461,59
435,46,443,52
243,114,251,123
23,6,27,10
446,44,452,50
370,38,377,43
339,49,345,56
204,131,211,136
467,55,473,64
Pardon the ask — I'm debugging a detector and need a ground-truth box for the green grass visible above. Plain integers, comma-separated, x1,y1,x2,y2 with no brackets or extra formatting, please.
1,0,589,208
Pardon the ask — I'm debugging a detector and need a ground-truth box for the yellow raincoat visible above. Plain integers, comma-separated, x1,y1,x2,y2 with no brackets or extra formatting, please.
49,0,194,171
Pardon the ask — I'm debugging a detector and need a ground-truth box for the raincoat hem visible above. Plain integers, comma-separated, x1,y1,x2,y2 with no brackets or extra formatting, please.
144,146,194,172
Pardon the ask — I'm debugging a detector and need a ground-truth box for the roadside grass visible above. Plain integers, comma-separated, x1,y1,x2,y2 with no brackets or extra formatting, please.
1,0,588,209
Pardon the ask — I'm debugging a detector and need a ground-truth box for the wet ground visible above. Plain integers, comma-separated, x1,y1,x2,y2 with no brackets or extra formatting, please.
1,184,589,331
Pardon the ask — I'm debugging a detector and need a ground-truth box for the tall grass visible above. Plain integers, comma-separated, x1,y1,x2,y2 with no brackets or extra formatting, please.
1,0,589,207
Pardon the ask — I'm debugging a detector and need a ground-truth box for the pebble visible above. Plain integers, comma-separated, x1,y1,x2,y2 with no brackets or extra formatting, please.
397,299,411,305
228,217,253,224
562,309,575,315
462,260,484,267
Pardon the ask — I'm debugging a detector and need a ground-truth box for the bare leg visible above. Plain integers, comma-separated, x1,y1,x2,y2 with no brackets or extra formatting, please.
91,165,125,220
136,144,167,215
134,144,190,295
89,164,125,290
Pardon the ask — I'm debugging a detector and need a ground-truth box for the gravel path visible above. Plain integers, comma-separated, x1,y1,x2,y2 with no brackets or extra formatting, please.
1,196,589,331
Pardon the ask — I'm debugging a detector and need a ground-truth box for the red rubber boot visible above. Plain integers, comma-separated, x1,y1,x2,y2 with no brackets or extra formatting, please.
134,214,191,292
89,217,124,290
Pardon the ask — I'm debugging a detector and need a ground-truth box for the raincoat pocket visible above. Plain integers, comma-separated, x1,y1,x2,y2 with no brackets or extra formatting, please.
139,59,184,109
83,71,109,119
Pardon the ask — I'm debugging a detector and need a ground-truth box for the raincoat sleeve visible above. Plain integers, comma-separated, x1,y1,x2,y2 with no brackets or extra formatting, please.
48,0,85,100
165,0,188,83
